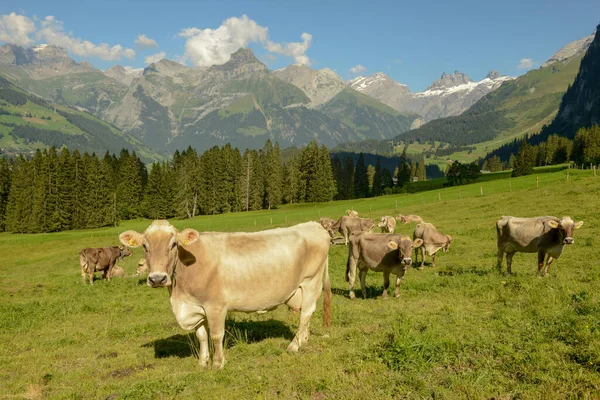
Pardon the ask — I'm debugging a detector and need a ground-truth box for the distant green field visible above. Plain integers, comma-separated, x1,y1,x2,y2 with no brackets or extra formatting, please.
1,168,599,399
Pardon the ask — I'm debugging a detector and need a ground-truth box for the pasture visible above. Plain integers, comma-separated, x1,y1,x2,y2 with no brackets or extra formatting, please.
1,168,599,399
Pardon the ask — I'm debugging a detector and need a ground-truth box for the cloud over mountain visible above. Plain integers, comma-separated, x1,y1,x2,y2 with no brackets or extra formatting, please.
0,13,36,46
135,34,158,50
145,51,166,64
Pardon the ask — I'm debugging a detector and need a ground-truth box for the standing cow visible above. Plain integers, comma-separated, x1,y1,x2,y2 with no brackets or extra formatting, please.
378,216,397,234
413,223,453,269
346,232,423,299
496,216,583,276
119,220,331,369
79,246,132,285
330,216,375,245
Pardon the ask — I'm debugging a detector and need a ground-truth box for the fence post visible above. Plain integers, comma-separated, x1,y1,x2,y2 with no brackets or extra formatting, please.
270,217,272,225
395,200,398,209
566,171,569,181
421,196,424,205
595,166,597,177
509,181,511,192
480,186,483,195
536,176,539,189
459,188,461,199
438,192,441,202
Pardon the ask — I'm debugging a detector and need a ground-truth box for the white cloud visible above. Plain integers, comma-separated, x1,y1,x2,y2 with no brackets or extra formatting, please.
134,34,158,50
517,58,534,69
349,64,367,75
144,51,166,65
0,12,36,46
37,16,135,60
178,14,312,67
266,32,312,65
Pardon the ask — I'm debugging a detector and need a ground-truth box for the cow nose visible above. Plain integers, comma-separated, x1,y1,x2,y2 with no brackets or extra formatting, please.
564,237,574,245
402,258,412,265
148,274,167,286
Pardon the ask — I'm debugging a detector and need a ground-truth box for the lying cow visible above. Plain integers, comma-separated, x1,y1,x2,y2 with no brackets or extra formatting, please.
109,265,125,278
346,209,358,217
413,223,453,269
346,232,423,299
378,216,397,234
136,258,147,275
397,214,424,224
330,216,375,244
79,246,132,285
496,216,583,276
119,220,331,369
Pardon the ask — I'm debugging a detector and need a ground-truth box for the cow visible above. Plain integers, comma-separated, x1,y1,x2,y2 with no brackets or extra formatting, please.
397,214,424,224
330,216,375,245
79,246,132,285
136,258,148,275
378,216,397,234
319,217,336,233
346,232,423,299
496,216,584,276
119,220,331,369
413,223,453,269
109,265,125,278
346,209,359,217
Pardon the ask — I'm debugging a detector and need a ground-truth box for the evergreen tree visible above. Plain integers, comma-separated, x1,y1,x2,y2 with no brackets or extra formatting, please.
71,149,88,230
144,162,176,219
282,152,300,204
372,156,383,196
86,154,114,228
299,141,320,202
0,157,10,231
56,148,74,231
221,144,242,213
262,140,283,209
5,155,33,233
315,145,337,202
512,139,536,177
381,168,394,191
199,146,223,215
417,159,427,181
331,155,343,200
487,155,503,172
116,149,143,219
249,150,264,210
31,149,48,232
353,153,369,198
174,146,201,219
396,150,411,188
340,155,355,200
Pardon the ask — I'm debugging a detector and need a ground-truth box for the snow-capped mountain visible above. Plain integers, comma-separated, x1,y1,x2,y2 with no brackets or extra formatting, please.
348,70,515,123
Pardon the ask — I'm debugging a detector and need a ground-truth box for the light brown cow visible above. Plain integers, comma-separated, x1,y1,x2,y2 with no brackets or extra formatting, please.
136,258,147,275
109,265,125,278
79,246,132,285
319,217,336,232
346,209,359,217
378,216,397,234
397,214,424,224
330,216,375,244
496,216,584,276
119,220,331,369
346,232,423,299
413,223,453,269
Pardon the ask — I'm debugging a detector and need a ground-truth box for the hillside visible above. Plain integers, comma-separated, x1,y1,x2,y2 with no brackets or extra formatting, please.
0,77,162,161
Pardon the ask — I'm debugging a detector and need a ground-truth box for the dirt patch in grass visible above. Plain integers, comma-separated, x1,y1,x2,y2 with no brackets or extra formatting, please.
106,364,154,379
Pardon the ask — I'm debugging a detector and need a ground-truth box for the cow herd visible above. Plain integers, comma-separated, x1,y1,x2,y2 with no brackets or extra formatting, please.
75,210,583,369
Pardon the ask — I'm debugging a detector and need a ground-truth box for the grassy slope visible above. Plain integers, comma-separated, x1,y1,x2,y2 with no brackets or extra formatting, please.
1,168,599,399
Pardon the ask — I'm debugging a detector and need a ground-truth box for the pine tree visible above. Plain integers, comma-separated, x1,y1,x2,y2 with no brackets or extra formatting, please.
353,153,369,198
396,150,411,188
299,141,320,202
222,144,242,213
381,168,394,191
116,149,143,219
56,148,74,231
6,155,34,233
31,149,48,232
315,145,337,202
372,156,383,196
282,152,300,204
263,140,283,209
512,139,536,177
71,149,88,230
174,146,201,218
0,157,10,232
340,155,355,200
331,155,343,200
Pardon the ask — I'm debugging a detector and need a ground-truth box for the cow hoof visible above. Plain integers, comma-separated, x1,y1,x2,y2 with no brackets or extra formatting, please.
418,267,424,271
212,360,225,370
287,341,299,353
348,292,356,300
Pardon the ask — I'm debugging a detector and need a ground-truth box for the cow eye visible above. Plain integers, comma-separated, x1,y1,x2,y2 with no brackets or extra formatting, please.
142,244,148,252
170,241,177,249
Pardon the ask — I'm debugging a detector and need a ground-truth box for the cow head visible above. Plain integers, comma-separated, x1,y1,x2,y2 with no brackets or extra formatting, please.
378,216,388,229
388,238,423,266
443,235,454,252
119,220,200,288
548,217,584,245
136,258,147,275
118,245,133,260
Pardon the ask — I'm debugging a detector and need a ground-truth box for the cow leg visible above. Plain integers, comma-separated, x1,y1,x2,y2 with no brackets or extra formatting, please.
359,268,368,299
506,253,515,275
543,255,554,277
288,284,318,352
431,252,437,268
419,247,426,270
394,273,405,298
537,252,546,277
413,246,419,267
382,271,390,299
206,308,227,369
195,322,210,368
496,249,504,272
347,256,358,300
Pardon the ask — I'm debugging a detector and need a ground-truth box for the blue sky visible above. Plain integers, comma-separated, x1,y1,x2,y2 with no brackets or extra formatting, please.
1,0,599,91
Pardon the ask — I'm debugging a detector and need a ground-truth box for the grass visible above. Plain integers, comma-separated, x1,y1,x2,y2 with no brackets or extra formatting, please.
1,168,599,399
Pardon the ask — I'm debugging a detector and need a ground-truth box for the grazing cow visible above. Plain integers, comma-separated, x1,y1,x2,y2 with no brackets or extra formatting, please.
79,246,132,285
119,220,331,369
496,216,584,276
136,258,147,275
397,214,424,224
378,216,397,234
413,223,453,269
346,209,359,217
330,216,375,245
319,217,336,233
109,265,125,278
346,232,423,299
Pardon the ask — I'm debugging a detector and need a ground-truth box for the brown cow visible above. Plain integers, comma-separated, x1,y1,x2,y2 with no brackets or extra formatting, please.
397,214,424,224
136,258,148,275
119,220,331,369
413,223,453,269
319,217,336,232
378,216,397,234
496,216,584,276
109,265,125,278
346,232,423,299
346,209,359,217
79,246,132,285
330,216,375,244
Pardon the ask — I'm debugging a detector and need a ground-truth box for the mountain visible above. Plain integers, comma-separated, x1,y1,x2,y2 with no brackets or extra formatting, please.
0,45,417,153
541,33,595,68
348,70,515,123
0,76,162,161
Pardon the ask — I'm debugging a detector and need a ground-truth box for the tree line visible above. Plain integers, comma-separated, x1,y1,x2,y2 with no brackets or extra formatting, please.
0,139,435,233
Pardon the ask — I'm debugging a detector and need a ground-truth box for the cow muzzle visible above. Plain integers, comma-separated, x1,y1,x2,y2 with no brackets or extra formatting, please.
402,258,412,265
147,273,169,287
564,237,574,245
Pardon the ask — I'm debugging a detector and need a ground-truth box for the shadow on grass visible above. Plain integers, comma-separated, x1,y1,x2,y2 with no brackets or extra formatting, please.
332,285,388,299
142,318,294,359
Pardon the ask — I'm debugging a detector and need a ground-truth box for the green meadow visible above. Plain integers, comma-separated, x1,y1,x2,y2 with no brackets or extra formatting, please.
1,168,599,399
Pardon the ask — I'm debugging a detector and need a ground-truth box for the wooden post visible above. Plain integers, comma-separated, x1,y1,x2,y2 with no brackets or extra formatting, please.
421,196,424,205
459,189,461,199
566,171,569,181
536,176,539,189
270,217,272,225
438,192,441,202
594,166,597,177
369,205,372,212
509,181,512,192
480,186,483,195
395,200,398,209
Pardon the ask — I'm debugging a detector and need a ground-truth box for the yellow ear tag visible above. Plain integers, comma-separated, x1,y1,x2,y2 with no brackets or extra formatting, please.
183,239,189,246
129,238,135,246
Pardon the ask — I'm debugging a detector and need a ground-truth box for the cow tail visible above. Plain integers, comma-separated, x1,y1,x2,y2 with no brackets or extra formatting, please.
323,255,332,328
79,251,88,273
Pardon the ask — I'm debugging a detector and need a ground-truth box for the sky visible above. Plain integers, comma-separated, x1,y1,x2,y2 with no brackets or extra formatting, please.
1,0,599,92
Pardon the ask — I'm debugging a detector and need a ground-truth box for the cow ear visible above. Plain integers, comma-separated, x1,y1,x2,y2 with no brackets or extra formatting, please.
447,235,454,243
387,241,399,250
119,231,143,248
413,238,424,248
178,229,200,246
575,221,584,229
548,220,559,229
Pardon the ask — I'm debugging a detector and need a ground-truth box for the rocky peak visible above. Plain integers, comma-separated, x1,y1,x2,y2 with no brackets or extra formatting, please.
542,32,595,68
427,70,473,90
212,47,267,78
143,59,186,77
33,45,70,62
0,43,34,65
486,70,501,80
